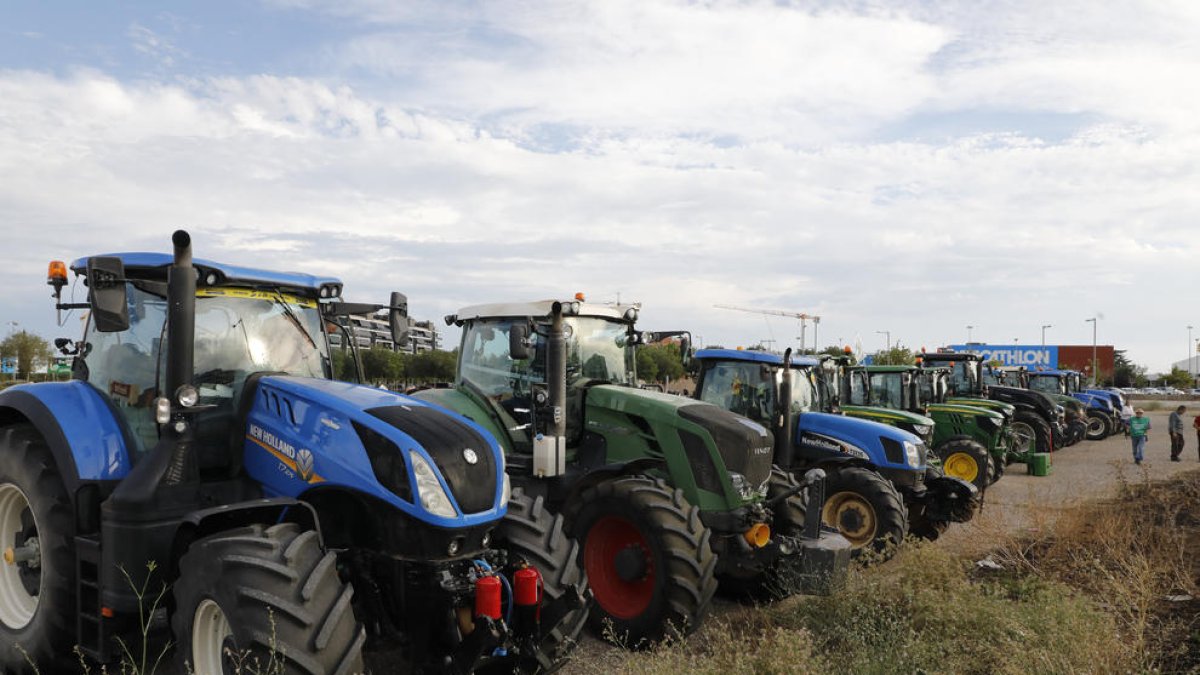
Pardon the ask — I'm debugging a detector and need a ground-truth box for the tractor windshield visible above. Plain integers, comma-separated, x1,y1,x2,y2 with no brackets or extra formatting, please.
869,373,907,409
459,315,636,401
697,360,820,423
82,283,329,455
788,366,822,412
1028,376,1063,395
945,361,979,395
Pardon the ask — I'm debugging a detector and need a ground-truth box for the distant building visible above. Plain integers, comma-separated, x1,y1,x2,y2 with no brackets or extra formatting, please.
948,343,1116,381
329,314,441,354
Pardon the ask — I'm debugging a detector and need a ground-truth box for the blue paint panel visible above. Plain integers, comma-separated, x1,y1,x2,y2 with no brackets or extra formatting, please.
3,381,131,480
796,411,923,471
949,345,1059,369
69,253,340,292
241,376,506,530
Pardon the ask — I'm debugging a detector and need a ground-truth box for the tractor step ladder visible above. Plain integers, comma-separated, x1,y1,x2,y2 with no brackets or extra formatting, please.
75,534,108,660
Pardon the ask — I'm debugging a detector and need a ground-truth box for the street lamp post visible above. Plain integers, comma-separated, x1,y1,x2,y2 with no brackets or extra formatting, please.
1190,325,1194,377
811,316,820,354
1041,324,1051,347
1085,317,1098,385
876,330,891,352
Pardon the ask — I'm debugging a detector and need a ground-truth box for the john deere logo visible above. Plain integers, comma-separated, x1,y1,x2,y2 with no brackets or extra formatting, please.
296,449,315,480
463,448,478,465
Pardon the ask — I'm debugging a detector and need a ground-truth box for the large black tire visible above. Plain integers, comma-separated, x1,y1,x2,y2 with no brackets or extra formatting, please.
1085,410,1112,441
565,476,717,647
988,450,1006,484
1013,411,1053,455
493,488,589,670
820,466,908,559
935,438,991,491
909,466,952,541
172,522,365,675
0,425,75,674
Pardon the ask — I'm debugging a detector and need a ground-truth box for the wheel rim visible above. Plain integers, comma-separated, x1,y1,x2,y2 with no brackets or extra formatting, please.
192,598,234,675
943,452,979,483
821,491,878,548
0,483,39,629
1086,417,1105,436
584,515,655,620
1010,422,1035,453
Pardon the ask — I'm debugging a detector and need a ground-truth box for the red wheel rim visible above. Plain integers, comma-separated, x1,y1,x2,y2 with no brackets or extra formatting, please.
584,515,655,619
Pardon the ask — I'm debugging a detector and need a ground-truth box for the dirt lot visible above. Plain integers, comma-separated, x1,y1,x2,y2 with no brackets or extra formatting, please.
938,403,1200,555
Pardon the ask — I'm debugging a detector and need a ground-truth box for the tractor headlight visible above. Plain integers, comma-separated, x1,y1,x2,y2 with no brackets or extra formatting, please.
729,472,757,501
976,415,1001,432
903,441,923,468
499,473,511,507
176,384,199,408
409,451,457,518
913,424,933,437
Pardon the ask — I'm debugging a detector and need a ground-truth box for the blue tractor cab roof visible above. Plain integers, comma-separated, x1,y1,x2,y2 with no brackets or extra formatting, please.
69,252,341,295
1028,369,1070,377
695,348,821,368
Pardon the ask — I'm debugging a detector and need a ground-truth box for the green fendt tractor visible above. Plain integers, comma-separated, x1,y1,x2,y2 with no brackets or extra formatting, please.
413,299,849,646
837,364,1008,490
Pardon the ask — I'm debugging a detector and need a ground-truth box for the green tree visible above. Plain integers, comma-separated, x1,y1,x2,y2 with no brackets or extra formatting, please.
0,330,52,379
361,346,403,384
636,347,659,383
872,345,915,366
1111,350,1148,388
408,349,457,384
648,342,685,384
1163,366,1192,389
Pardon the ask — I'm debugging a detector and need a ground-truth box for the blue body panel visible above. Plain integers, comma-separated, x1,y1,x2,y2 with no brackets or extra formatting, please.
243,376,506,529
694,350,923,472
796,411,924,471
69,253,340,292
2,381,132,481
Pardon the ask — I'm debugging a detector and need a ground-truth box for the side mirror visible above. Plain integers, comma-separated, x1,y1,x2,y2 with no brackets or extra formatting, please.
86,257,129,333
679,335,691,367
389,292,409,349
510,323,532,360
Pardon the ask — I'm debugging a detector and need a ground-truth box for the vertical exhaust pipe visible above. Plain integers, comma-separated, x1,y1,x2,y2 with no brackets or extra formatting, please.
533,302,568,476
776,348,795,467
165,230,195,400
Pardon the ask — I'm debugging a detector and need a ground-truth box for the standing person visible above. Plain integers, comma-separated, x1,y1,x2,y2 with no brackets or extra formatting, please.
1169,405,1186,461
1129,408,1151,465
1194,411,1200,460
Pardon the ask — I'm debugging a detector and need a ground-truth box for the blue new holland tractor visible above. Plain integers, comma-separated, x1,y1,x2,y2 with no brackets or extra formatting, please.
0,232,586,673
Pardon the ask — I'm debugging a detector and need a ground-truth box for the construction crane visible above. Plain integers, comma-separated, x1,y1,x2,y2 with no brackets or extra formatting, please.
714,304,822,353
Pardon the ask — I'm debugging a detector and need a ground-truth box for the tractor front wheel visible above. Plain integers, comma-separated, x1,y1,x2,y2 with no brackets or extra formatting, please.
1013,412,1053,455
493,488,590,669
1085,411,1112,441
820,466,908,560
567,476,717,647
0,425,75,674
172,522,365,675
936,438,992,491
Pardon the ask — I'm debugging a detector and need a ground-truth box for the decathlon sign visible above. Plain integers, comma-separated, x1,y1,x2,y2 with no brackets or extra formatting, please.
948,345,1058,368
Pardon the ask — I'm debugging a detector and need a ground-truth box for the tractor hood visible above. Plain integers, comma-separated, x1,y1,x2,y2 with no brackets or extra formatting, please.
796,411,926,470
840,405,932,428
242,376,506,528
585,384,775,489
988,385,1058,420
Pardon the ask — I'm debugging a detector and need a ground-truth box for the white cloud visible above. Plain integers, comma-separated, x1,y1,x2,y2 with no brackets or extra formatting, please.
1,1,1199,370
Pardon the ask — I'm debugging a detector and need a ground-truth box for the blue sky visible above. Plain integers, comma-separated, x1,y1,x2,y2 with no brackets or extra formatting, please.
1,1,1197,371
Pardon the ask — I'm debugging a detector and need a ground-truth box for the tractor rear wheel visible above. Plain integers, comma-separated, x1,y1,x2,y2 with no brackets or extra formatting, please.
0,425,74,674
493,488,589,669
1085,411,1111,441
936,438,991,491
820,466,908,560
566,476,717,647
1013,411,1052,455
172,522,365,675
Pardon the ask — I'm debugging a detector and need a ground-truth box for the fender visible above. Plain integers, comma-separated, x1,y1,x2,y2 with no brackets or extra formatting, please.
0,382,135,498
170,497,321,576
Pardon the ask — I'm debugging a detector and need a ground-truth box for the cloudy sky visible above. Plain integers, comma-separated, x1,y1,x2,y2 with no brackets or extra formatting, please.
1,1,1197,371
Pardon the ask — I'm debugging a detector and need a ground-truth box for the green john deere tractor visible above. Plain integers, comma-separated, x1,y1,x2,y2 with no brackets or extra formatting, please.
835,363,1008,490
413,299,849,646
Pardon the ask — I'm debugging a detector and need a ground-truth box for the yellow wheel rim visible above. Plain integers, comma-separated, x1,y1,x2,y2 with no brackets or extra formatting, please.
944,452,979,483
821,491,878,548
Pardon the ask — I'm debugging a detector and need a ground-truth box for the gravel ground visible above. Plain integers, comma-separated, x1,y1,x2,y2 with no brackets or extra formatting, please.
937,403,1200,555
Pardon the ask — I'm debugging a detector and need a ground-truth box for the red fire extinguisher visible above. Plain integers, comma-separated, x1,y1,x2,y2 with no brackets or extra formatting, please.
475,574,502,620
513,565,542,637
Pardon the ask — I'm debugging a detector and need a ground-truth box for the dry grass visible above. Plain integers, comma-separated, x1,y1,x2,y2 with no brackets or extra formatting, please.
573,469,1200,675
